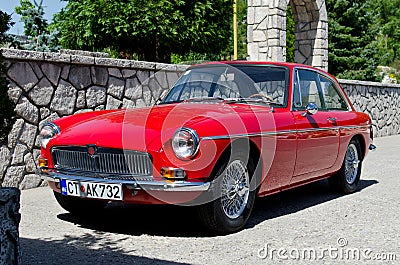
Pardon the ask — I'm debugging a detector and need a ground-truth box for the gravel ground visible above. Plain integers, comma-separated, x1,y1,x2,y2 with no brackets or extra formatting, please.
19,135,400,264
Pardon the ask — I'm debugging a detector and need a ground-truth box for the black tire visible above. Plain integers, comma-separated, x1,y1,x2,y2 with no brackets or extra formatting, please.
329,138,362,194
197,147,257,233
53,191,108,215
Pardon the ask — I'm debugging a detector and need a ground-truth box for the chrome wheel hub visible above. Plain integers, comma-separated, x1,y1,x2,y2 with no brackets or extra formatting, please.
221,160,250,219
345,144,359,184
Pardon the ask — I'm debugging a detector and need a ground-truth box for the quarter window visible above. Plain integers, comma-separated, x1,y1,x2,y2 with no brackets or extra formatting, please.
319,76,348,110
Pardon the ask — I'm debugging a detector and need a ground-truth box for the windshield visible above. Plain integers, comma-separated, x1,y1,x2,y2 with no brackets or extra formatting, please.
161,64,289,106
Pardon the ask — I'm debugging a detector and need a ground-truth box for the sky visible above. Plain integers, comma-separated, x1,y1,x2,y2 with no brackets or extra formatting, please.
0,0,67,35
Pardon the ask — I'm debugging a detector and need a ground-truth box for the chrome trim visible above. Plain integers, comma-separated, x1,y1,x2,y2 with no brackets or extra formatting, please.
201,125,368,140
302,102,318,116
42,122,61,134
51,147,153,176
172,127,200,159
37,170,210,192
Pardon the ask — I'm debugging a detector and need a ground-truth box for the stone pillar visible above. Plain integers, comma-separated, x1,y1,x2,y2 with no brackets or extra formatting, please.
247,0,328,71
247,0,288,62
0,187,21,265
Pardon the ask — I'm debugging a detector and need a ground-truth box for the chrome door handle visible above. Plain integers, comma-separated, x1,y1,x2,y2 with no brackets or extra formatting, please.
327,117,337,123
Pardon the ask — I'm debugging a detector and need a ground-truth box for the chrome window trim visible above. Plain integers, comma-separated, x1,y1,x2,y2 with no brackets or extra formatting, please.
290,67,351,112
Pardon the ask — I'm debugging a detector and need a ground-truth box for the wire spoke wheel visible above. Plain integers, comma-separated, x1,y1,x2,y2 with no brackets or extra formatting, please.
329,138,362,194
344,143,360,184
220,160,250,219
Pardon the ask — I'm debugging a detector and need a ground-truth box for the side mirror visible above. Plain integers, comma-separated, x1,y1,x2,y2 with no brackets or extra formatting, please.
302,102,318,116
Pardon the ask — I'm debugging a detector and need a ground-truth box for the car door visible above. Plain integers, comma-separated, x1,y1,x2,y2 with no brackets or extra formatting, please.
291,68,340,179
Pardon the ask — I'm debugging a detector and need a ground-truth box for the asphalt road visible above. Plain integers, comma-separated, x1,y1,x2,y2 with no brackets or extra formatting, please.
19,135,400,264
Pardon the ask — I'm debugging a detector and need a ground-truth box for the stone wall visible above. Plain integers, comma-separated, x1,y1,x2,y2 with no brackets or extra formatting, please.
0,48,188,189
0,48,399,190
340,79,400,137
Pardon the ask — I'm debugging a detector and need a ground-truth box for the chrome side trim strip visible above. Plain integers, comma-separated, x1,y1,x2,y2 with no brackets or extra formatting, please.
201,125,368,140
37,170,210,192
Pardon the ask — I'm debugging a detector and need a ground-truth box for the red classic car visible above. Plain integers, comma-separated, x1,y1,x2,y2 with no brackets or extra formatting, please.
38,62,375,233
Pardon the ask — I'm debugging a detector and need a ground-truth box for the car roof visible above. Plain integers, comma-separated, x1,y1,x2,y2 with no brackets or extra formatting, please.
191,61,335,80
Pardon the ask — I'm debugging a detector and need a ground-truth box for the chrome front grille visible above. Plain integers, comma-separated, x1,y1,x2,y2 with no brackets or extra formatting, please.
51,146,153,176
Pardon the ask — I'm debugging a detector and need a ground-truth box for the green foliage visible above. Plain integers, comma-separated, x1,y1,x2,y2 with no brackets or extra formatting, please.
327,0,381,81
52,0,232,63
0,11,16,144
286,4,295,63
370,0,400,67
15,0,59,51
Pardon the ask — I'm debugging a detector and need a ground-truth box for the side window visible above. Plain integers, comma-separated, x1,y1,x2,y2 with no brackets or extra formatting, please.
292,69,323,109
319,76,348,110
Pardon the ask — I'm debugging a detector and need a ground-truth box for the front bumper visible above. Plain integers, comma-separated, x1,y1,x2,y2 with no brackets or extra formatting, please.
37,169,211,192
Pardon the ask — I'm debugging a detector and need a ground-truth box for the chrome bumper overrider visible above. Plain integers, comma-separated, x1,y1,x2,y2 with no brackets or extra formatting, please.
37,170,210,192
369,144,377,151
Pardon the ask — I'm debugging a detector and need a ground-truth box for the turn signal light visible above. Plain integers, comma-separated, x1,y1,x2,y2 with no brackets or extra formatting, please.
160,167,186,180
38,156,48,171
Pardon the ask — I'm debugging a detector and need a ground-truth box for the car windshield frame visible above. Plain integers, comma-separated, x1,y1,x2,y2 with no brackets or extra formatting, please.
160,64,290,108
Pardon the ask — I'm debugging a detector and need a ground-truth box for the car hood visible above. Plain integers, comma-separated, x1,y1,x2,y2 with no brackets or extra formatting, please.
50,102,272,151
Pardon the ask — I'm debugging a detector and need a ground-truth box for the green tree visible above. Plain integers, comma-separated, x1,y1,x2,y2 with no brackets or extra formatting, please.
0,11,16,144
15,0,59,51
52,0,232,63
286,4,295,63
370,0,400,67
327,0,380,81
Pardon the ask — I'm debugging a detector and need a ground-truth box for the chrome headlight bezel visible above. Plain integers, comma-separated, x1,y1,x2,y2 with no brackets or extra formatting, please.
171,127,200,159
40,122,60,149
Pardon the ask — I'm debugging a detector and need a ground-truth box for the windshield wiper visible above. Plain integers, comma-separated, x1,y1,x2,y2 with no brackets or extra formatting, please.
223,98,274,105
158,99,184,105
184,97,224,102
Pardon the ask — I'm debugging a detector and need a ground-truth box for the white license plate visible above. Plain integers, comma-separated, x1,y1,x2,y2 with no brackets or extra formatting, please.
60,180,123,201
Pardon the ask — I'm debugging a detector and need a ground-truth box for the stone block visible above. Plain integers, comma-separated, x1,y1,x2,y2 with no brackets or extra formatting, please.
42,63,62,86
122,69,136,78
28,78,54,106
254,7,269,24
0,146,10,178
69,66,91,89
86,86,106,108
122,98,135,109
50,80,77,115
11,144,27,165
7,82,22,104
23,153,36,173
107,77,125,99
8,62,38,92
15,97,39,124
125,77,142,99
19,123,37,150
253,30,267,42
91,66,108,86
106,96,122,110
71,55,95,65
2,166,25,187
108,68,122,78
76,90,86,109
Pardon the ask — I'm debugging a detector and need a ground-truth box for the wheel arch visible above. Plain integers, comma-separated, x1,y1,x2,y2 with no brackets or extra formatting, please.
352,134,366,160
208,137,263,191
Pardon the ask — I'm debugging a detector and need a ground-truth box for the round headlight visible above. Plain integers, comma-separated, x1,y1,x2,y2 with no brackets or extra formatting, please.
40,123,60,148
171,128,200,159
